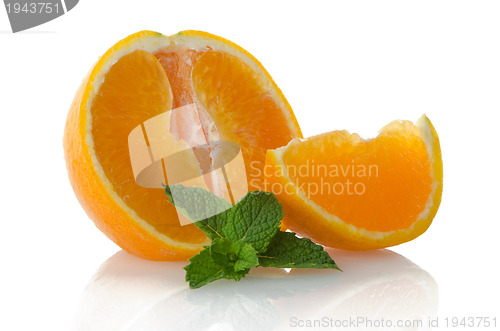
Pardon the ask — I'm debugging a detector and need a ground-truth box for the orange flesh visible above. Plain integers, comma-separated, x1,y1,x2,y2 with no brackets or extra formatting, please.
91,46,298,241
191,51,297,190
91,50,205,244
279,122,432,231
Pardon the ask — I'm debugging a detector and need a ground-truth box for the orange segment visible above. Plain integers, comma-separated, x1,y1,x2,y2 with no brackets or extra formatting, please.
63,30,302,261
281,121,432,232
91,50,206,245
264,115,442,250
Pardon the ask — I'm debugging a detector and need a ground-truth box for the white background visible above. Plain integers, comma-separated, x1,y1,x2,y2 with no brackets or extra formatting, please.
1,1,499,330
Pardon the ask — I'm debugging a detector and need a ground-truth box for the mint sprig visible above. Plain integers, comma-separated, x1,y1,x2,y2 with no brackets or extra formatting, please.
165,185,340,289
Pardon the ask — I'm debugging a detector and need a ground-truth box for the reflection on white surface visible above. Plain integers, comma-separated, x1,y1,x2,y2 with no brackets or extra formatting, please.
74,249,438,331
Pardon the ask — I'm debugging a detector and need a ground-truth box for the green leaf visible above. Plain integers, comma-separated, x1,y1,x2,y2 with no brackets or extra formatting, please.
184,247,224,289
210,238,240,269
222,191,284,253
224,266,251,281
258,231,341,270
165,185,232,240
234,243,259,272
210,238,259,273
210,237,235,256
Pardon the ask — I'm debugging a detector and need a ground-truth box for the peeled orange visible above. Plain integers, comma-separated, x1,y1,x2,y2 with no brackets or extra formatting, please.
64,30,302,261
264,115,442,250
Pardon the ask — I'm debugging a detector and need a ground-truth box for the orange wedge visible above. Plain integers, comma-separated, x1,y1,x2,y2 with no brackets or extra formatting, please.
264,115,442,250
64,30,302,261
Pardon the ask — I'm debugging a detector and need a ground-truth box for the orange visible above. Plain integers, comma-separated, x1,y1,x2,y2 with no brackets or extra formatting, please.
264,115,442,250
63,30,302,261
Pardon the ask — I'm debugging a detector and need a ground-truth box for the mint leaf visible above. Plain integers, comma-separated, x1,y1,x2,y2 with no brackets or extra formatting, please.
186,239,258,288
184,247,224,289
234,243,259,271
222,191,283,253
165,185,231,240
259,231,340,270
210,238,259,273
210,238,236,268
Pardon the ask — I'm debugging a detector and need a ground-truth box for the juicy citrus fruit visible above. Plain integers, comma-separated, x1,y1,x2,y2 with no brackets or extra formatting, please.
264,115,442,250
64,30,302,261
